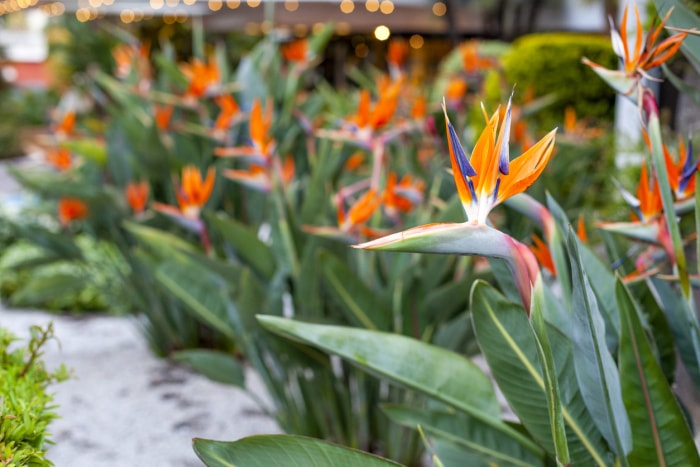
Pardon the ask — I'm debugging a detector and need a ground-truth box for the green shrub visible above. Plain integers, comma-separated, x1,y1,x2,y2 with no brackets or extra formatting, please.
0,324,67,466
502,33,618,128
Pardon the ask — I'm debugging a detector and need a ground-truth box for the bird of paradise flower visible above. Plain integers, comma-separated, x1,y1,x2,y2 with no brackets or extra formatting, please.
354,95,557,311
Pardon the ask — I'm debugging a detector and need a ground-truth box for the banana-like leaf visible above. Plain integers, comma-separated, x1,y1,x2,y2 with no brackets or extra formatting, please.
124,222,197,257
647,277,700,388
205,212,276,280
256,316,542,454
382,405,544,466
319,251,391,330
11,222,83,260
530,280,569,465
8,166,99,199
193,435,403,467
61,138,107,165
470,280,612,465
616,278,700,465
155,257,238,340
597,221,660,245
9,271,86,307
568,231,632,461
173,349,245,388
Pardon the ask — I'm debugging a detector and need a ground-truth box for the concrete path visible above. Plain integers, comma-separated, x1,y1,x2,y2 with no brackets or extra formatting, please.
0,308,280,467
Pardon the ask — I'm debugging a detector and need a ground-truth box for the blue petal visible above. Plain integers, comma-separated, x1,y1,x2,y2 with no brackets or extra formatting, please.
447,120,477,177
680,138,697,193
498,90,514,175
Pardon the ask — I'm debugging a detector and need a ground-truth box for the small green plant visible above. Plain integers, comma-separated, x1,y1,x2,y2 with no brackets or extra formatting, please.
0,323,67,466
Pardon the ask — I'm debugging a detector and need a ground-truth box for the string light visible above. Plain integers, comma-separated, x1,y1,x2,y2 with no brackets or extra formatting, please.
432,1,446,16
409,34,424,49
379,0,393,14
374,24,390,41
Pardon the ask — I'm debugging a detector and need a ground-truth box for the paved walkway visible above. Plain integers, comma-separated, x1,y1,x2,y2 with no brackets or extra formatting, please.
0,308,279,467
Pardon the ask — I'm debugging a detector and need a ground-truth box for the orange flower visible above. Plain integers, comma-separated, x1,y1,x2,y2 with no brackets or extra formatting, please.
383,172,424,216
281,38,309,63
112,42,150,79
281,154,295,185
176,165,216,218
338,189,381,232
530,234,556,276
443,95,557,224
387,38,409,69
46,148,72,171
55,111,75,137
214,94,239,131
445,78,467,102
249,98,274,156
411,95,427,120
562,106,604,141
345,151,366,171
577,215,588,243
583,5,687,98
125,181,150,214
182,58,219,98
614,5,686,78
663,137,697,201
637,162,663,222
351,80,402,131
154,104,174,131
58,198,88,226
460,40,495,73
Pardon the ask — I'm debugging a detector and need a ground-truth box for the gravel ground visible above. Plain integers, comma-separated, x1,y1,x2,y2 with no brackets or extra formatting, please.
0,307,280,467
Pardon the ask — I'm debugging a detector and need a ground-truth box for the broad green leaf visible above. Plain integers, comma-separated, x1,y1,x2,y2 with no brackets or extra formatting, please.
125,222,197,257
193,435,403,467
488,258,522,303
319,251,391,330
419,278,469,322
9,271,86,307
255,316,541,454
7,165,98,199
382,405,544,466
156,258,238,339
616,278,700,465
431,438,491,467
568,231,631,461
205,212,276,280
470,281,612,466
530,280,569,465
647,277,700,389
61,138,107,165
174,349,245,388
11,223,83,260
545,194,572,299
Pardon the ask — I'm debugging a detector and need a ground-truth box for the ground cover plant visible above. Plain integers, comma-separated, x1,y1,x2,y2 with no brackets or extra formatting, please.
3,0,700,465
0,324,67,466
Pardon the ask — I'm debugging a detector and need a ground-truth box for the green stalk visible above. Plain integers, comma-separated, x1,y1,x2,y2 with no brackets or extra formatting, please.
644,93,689,297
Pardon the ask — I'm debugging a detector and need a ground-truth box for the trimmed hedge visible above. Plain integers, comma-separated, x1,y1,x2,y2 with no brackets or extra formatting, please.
502,33,618,128
0,324,67,466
